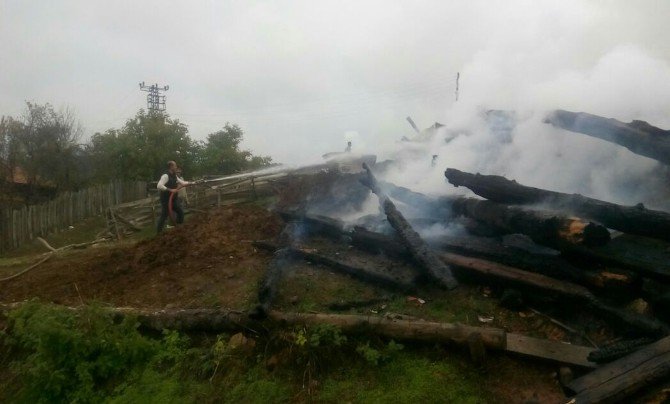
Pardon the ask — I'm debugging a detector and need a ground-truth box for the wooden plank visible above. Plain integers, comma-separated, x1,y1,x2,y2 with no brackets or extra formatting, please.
440,253,595,301
569,349,670,403
568,336,670,394
506,333,596,368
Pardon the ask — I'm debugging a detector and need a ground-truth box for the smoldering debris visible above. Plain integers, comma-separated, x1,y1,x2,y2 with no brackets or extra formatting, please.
250,109,670,403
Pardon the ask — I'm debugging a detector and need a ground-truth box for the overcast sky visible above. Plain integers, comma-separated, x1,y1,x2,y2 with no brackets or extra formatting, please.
2,0,670,164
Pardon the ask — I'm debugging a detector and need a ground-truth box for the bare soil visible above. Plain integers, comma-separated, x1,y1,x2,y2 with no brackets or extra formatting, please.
0,205,283,309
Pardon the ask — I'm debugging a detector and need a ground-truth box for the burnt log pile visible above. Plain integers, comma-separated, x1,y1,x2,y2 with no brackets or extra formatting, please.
248,112,670,402
438,163,670,401
249,153,670,402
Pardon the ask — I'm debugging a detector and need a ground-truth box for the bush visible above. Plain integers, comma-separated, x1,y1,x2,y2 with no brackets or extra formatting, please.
3,301,157,403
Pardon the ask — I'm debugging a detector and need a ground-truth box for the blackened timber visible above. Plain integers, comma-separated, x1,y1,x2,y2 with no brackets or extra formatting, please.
377,180,452,217
445,168,670,242
253,240,416,292
350,226,411,261
545,109,670,166
450,197,610,247
439,252,668,335
439,252,596,302
565,234,670,282
253,248,292,318
352,227,636,292
377,179,611,248
362,163,458,289
567,336,670,403
276,210,345,239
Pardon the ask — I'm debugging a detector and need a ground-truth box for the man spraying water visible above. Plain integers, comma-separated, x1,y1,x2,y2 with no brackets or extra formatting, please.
156,160,192,233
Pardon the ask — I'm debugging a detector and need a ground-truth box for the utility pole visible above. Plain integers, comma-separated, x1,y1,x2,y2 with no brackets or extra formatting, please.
455,72,460,102
139,82,169,113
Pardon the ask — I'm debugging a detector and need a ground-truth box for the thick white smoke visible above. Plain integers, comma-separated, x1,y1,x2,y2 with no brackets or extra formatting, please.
374,46,670,210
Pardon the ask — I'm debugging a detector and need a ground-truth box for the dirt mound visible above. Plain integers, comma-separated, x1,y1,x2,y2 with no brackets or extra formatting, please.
130,206,282,271
1,205,284,309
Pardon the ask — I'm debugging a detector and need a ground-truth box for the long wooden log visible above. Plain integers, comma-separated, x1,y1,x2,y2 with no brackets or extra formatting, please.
0,303,595,367
450,197,610,248
545,109,670,165
563,234,670,283
439,253,668,335
253,240,416,292
445,168,670,242
438,252,596,302
268,311,596,367
351,227,636,292
362,163,458,289
567,336,670,403
377,179,611,249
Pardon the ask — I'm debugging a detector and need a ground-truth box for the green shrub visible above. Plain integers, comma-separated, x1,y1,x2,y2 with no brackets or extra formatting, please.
3,301,157,403
356,340,404,366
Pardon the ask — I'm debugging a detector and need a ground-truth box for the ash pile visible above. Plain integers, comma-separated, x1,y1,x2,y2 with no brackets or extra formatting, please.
253,110,670,403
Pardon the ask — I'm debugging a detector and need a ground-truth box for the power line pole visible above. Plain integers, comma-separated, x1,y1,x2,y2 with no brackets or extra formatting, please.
139,82,169,114
455,72,460,102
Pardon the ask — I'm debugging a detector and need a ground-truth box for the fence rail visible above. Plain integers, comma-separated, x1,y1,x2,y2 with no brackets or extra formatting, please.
0,181,146,252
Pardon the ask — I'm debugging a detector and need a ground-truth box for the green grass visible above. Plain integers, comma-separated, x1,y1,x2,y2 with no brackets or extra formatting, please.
0,302,496,404
317,352,489,403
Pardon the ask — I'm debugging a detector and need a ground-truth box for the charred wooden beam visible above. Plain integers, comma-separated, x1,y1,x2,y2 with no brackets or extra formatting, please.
564,234,670,283
351,227,636,293
253,240,416,292
438,253,667,335
567,336,670,403
439,252,596,302
349,226,666,334
445,168,670,242
377,180,452,217
350,226,411,261
275,210,346,240
545,109,670,165
252,248,292,319
377,179,611,248
362,163,458,289
450,197,610,248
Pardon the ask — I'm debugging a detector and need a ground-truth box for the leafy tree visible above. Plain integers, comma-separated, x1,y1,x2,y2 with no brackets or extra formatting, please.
89,110,201,181
201,123,272,175
3,102,86,193
0,116,22,186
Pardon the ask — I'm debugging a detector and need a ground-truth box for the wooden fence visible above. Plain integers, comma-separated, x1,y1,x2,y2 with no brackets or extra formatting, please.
0,181,147,252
